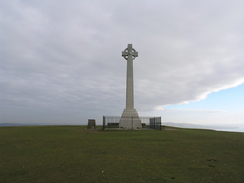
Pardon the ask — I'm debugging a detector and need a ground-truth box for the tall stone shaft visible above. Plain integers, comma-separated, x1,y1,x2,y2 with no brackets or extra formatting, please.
125,46,135,109
119,44,142,129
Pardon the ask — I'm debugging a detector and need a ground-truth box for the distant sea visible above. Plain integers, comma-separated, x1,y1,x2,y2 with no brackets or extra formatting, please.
215,127,244,133
163,122,244,133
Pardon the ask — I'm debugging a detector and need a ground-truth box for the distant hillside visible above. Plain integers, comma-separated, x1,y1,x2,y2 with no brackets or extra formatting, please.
0,123,39,127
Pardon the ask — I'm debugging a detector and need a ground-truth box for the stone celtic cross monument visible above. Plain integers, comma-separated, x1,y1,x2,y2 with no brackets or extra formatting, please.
119,44,142,129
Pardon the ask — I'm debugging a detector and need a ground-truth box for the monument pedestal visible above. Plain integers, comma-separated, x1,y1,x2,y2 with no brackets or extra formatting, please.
119,108,142,129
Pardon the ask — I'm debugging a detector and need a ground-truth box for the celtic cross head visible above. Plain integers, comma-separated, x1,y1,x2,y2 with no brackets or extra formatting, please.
122,44,138,60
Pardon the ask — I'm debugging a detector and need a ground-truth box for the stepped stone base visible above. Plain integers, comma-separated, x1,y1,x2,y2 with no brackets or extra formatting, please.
119,108,142,129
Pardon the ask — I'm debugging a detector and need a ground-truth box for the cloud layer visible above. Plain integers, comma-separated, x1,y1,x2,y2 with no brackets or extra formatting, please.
1,0,244,124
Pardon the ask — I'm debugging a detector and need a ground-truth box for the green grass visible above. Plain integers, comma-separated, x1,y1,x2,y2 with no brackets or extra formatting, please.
0,126,244,183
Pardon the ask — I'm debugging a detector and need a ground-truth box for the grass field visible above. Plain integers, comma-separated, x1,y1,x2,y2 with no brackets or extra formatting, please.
0,126,244,183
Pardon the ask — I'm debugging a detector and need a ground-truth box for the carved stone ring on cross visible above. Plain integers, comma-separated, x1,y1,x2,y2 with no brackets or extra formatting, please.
122,48,138,60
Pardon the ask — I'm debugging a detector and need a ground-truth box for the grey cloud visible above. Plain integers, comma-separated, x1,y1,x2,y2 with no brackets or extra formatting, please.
1,0,244,124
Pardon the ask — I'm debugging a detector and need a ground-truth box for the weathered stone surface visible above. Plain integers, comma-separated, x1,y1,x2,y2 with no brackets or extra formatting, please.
87,119,96,129
119,108,142,129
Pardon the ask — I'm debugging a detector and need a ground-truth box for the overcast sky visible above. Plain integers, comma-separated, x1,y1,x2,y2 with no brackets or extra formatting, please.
1,0,244,131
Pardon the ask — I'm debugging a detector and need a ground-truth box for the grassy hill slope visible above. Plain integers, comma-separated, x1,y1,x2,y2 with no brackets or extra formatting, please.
0,126,244,183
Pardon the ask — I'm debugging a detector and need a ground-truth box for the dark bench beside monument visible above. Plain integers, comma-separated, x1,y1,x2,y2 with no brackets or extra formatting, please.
107,123,119,128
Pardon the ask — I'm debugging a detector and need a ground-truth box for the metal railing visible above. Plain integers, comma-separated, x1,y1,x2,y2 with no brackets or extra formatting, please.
103,116,162,130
